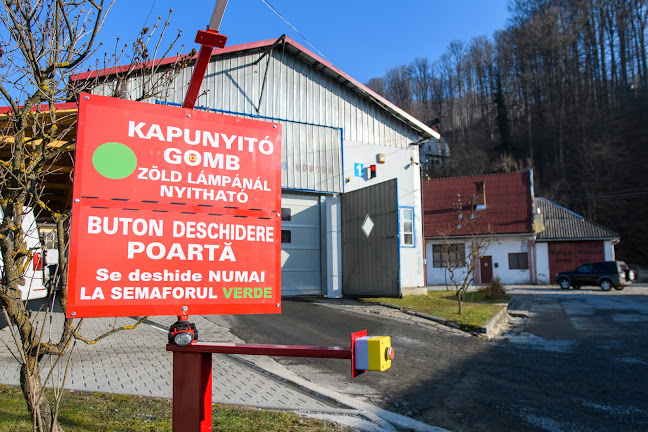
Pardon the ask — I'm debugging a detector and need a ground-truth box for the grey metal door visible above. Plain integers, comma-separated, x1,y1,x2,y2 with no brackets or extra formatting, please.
342,179,400,297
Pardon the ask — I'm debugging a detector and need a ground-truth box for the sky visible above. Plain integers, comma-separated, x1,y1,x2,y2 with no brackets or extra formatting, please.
98,0,511,85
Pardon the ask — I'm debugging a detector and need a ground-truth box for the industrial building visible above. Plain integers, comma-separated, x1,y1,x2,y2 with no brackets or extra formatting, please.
72,36,440,297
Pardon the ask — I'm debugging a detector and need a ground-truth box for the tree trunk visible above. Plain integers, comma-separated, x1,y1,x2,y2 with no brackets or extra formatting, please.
1,281,62,431
21,357,62,432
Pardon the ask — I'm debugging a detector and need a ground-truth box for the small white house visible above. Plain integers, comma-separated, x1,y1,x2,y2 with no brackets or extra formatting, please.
421,171,623,286
422,171,538,286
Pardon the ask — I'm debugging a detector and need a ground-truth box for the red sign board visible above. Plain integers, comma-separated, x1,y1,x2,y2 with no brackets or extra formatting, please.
67,94,282,318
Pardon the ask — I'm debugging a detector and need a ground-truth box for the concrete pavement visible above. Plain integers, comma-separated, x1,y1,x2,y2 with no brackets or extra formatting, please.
0,307,445,432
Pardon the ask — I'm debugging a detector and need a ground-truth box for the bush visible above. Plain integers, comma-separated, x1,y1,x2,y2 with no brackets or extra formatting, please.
484,276,507,299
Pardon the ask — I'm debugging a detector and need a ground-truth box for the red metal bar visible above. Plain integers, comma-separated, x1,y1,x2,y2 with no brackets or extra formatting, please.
172,351,212,432
182,30,228,110
167,342,352,359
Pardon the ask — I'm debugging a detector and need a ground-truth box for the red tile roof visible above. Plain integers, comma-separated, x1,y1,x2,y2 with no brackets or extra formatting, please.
422,172,533,237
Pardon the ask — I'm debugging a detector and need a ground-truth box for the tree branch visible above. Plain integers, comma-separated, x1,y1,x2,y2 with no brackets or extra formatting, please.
72,316,149,345
0,82,19,112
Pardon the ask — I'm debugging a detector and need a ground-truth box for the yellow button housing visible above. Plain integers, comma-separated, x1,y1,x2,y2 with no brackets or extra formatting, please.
367,336,392,371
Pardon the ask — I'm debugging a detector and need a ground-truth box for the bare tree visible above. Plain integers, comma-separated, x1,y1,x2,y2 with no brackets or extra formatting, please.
410,57,432,121
0,2,189,430
383,65,413,112
438,203,493,314
365,77,385,96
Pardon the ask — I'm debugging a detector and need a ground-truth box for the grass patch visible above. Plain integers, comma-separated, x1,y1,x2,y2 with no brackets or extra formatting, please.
0,384,349,432
362,290,510,328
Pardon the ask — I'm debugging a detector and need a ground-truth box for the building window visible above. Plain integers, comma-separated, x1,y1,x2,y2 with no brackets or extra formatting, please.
400,207,414,247
432,244,466,268
508,253,529,270
41,229,58,250
281,230,291,244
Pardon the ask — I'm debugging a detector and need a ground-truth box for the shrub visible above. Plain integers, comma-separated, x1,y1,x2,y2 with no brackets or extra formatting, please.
484,276,507,299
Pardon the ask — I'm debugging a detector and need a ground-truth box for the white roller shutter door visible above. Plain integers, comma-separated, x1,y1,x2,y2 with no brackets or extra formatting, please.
281,194,321,296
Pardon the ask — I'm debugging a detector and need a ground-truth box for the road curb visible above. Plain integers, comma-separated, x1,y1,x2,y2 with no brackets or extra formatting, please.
479,306,509,338
374,301,511,337
374,302,446,325
508,298,532,317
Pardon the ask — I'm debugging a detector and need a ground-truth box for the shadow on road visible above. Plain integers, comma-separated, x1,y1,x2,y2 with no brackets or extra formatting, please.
225,295,648,432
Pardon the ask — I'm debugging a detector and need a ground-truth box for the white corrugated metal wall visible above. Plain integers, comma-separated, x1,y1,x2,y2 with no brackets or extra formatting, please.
92,45,421,190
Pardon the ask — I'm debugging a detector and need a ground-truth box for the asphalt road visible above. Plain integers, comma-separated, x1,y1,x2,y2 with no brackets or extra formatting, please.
216,286,648,432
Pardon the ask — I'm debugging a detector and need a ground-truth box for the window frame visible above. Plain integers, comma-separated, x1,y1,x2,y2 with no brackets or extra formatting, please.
399,207,415,248
432,243,466,268
508,252,529,270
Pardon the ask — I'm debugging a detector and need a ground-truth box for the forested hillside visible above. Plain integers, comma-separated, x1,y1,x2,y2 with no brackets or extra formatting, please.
367,0,648,265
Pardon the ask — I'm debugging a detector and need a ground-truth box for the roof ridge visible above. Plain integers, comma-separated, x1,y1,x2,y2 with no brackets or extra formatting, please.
424,171,530,182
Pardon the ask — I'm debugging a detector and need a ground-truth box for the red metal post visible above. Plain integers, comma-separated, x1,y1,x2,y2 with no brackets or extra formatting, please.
172,351,213,432
350,329,367,378
182,30,227,110
173,3,228,430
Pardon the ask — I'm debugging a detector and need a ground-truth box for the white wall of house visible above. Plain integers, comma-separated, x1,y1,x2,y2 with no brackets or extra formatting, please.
535,242,551,284
486,237,535,284
604,241,616,260
425,235,535,286
345,142,424,288
425,241,470,287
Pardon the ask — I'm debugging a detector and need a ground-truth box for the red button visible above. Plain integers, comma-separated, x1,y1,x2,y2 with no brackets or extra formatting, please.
386,347,395,360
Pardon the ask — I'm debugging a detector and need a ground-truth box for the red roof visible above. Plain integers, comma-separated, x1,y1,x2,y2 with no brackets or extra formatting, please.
0,101,78,115
422,172,533,237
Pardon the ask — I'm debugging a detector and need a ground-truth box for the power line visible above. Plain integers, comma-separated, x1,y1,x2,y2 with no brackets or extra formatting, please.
258,0,332,64
559,187,648,202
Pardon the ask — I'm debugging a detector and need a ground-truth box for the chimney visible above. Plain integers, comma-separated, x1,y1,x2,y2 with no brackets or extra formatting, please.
475,181,486,207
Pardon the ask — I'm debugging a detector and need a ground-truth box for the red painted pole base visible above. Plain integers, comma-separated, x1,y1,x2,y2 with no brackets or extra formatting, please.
172,351,212,432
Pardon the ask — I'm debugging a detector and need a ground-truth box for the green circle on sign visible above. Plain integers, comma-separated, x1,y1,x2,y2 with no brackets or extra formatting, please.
92,142,137,179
